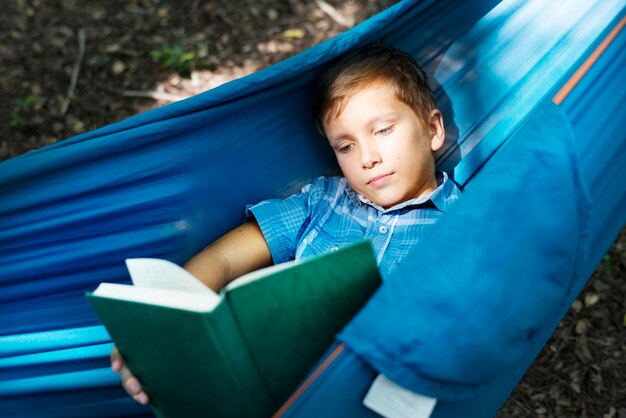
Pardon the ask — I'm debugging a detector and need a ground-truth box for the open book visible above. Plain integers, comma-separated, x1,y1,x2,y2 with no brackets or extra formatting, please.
87,240,381,418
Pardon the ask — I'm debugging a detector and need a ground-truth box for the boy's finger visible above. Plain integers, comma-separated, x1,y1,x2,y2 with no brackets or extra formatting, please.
119,365,140,393
123,375,143,396
110,346,148,404
110,347,122,371
133,392,150,405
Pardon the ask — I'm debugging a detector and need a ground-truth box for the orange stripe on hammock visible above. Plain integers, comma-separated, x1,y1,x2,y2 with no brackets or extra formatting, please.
272,343,346,418
553,14,626,105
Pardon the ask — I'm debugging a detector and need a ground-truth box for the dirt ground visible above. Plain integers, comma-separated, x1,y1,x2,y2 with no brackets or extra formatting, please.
1,1,624,416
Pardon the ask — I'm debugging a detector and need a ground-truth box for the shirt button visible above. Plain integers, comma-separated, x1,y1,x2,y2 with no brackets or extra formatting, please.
378,226,388,234
330,246,339,252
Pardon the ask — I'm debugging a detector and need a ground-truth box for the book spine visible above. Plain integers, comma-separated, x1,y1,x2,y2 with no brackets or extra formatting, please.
208,302,276,417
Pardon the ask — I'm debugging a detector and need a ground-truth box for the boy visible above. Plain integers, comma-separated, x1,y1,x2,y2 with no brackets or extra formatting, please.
111,44,460,405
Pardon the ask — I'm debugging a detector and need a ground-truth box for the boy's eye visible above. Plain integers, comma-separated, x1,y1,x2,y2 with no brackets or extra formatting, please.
338,144,353,153
376,126,393,136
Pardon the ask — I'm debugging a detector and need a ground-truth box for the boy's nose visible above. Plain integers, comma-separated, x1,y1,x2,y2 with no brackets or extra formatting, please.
360,143,381,169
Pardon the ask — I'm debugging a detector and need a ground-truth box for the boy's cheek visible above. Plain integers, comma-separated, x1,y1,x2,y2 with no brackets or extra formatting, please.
336,159,358,178
342,171,366,191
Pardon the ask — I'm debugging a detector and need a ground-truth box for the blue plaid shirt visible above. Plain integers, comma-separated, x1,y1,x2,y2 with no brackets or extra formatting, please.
247,172,460,278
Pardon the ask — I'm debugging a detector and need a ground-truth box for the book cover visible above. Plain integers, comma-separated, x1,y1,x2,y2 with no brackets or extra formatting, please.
88,288,272,418
226,240,382,405
87,240,381,417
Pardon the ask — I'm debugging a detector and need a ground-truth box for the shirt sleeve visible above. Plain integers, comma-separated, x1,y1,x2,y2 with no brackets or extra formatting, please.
246,176,331,264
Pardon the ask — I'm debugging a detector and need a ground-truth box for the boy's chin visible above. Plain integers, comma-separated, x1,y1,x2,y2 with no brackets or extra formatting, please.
352,183,410,209
362,192,403,210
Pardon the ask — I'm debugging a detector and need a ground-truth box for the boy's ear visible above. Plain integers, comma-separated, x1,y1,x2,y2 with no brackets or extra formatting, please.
429,109,445,152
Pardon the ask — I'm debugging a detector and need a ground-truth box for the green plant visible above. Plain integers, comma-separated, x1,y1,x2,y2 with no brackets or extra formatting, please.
602,253,613,276
150,44,198,76
10,94,41,130
10,112,27,129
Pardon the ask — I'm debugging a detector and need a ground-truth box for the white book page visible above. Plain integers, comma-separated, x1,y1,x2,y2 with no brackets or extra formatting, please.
125,258,215,294
224,258,302,291
363,374,437,418
93,282,220,312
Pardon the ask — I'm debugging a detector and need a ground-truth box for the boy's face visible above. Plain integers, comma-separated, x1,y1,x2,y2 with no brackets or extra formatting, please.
323,82,445,209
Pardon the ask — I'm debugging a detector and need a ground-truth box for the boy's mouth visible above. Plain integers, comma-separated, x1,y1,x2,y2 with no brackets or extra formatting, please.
368,173,393,187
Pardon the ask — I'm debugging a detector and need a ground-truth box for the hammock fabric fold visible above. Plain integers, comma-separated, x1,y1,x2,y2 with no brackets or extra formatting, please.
1,0,625,416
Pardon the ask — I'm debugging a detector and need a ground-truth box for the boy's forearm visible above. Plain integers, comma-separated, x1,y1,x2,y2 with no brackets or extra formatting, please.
183,219,272,291
183,247,232,292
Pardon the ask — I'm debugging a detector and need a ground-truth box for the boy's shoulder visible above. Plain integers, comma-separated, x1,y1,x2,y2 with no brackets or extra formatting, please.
300,175,355,206
304,175,347,193
301,173,461,213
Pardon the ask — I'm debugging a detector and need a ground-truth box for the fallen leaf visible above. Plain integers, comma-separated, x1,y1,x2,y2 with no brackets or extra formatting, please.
267,9,279,21
91,8,106,20
585,293,600,306
603,406,616,418
575,319,589,334
283,28,306,39
157,7,169,18
575,334,593,361
557,398,572,407
531,393,546,401
105,44,122,53
111,60,126,75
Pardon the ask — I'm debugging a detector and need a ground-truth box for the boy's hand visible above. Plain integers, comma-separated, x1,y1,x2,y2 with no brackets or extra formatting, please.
111,346,150,405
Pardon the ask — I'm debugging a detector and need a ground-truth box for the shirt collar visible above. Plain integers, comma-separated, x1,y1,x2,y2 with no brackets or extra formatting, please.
345,171,459,213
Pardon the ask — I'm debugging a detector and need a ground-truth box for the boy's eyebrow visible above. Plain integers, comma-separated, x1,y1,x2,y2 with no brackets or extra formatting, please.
327,135,347,145
363,112,399,127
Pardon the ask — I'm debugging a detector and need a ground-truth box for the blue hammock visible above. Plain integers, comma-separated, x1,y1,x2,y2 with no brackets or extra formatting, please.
1,0,625,416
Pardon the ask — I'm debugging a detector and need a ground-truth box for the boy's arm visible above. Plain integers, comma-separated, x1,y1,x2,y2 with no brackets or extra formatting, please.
183,218,272,291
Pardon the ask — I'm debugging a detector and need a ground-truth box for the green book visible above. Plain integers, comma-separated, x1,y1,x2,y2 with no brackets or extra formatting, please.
87,240,381,418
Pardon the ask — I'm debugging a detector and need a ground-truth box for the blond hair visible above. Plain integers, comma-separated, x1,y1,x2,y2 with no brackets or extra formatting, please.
313,44,437,135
